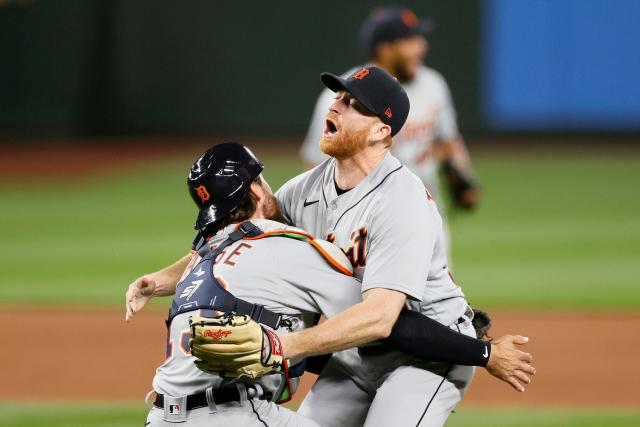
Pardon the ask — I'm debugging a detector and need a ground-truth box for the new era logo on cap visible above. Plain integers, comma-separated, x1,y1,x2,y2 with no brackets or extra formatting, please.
384,108,393,118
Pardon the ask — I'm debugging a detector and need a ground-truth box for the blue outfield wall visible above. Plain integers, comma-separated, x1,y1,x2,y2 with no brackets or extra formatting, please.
483,0,640,131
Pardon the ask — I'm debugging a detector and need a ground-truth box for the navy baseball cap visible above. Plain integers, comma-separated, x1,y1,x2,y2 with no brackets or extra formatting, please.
320,65,410,137
360,6,434,55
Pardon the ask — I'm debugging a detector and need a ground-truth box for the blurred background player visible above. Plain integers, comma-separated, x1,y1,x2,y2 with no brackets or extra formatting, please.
300,6,479,256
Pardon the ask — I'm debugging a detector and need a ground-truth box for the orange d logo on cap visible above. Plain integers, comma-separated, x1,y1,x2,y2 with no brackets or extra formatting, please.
352,68,370,80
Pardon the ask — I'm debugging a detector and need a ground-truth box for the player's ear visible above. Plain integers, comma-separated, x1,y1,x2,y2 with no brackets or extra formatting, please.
248,180,264,202
369,120,392,144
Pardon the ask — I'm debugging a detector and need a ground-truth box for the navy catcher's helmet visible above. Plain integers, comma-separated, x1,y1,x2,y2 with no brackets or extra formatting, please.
188,143,264,230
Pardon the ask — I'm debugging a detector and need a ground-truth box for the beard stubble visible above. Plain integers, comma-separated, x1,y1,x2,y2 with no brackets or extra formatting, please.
319,119,370,160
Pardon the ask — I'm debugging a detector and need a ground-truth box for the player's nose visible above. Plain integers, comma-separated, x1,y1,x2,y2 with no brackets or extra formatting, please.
328,99,342,115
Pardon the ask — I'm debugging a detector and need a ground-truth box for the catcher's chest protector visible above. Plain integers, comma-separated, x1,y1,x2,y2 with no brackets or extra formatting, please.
168,221,281,329
168,220,351,329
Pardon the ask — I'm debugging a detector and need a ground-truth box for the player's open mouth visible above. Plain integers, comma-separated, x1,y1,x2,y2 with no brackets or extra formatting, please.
324,118,338,137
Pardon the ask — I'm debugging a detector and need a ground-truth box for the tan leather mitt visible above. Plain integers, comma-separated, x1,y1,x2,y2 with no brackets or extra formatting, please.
189,314,284,379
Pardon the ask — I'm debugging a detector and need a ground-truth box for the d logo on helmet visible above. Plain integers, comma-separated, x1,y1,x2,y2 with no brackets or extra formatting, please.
195,185,211,203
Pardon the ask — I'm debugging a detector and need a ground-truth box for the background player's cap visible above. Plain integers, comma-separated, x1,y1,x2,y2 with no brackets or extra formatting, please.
359,6,434,56
187,142,264,230
320,66,410,137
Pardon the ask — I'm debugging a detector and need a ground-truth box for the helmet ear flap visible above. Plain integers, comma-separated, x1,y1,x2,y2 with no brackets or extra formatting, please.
187,143,264,230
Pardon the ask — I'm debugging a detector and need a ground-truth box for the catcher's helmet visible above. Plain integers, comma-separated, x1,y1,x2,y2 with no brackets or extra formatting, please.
188,143,264,230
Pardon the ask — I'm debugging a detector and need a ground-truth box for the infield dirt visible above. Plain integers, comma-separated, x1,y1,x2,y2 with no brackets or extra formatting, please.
1,308,638,408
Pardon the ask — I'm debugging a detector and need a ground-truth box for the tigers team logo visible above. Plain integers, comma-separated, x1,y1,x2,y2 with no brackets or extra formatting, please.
352,68,370,80
400,9,418,27
327,227,368,269
195,185,210,203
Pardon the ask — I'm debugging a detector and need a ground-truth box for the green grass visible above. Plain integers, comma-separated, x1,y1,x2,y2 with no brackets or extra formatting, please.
0,403,147,427
446,406,640,427
0,403,638,427
0,149,639,310
449,153,640,310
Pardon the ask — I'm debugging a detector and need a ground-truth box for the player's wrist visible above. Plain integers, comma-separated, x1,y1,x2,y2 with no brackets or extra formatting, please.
277,333,293,359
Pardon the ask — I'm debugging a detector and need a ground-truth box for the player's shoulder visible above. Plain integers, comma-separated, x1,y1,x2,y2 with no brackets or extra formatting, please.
277,158,332,198
371,154,431,211
413,65,450,90
252,220,354,276
418,65,446,81
381,153,427,192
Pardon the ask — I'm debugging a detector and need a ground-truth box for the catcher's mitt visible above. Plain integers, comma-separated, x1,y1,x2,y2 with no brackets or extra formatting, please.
441,159,480,210
189,314,284,379
471,307,492,340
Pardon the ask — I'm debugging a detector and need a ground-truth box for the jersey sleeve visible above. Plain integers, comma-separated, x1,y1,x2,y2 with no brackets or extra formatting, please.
275,178,297,226
299,88,334,165
433,75,460,141
360,178,438,301
268,238,362,318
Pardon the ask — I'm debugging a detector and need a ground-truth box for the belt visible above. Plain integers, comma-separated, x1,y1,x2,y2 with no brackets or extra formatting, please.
153,387,241,411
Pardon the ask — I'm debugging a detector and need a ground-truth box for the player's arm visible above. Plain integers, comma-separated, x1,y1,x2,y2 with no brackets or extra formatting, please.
124,252,192,321
279,287,406,359
385,310,535,392
432,73,474,172
438,136,471,170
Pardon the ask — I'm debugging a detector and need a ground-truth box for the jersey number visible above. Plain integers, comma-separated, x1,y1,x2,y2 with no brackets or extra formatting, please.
163,329,191,365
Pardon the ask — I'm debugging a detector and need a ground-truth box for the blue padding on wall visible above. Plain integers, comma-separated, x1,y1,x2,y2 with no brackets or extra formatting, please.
484,0,640,131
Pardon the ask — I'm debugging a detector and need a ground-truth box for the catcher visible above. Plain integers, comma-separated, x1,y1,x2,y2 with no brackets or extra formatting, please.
127,143,534,426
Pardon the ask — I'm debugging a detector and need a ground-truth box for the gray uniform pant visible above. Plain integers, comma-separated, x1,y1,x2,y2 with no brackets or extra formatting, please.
144,399,321,427
299,321,476,427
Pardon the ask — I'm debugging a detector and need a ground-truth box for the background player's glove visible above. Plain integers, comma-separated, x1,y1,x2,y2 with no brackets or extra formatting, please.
189,314,284,379
441,158,480,210
471,307,492,340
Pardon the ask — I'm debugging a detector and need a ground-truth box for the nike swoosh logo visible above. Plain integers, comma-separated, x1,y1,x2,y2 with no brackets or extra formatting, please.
482,346,489,358
303,199,319,207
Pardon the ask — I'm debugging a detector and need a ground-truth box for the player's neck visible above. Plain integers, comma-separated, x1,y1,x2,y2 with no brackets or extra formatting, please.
334,148,387,190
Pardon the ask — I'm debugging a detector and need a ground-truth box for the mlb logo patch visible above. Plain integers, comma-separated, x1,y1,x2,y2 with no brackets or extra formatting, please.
169,404,181,414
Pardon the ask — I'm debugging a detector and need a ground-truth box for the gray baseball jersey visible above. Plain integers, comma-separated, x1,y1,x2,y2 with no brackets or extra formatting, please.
300,65,459,206
276,152,474,427
277,152,466,323
149,219,362,426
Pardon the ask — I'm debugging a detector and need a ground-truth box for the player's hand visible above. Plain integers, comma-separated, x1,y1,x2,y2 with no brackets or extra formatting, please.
485,335,536,392
458,187,480,209
125,275,157,322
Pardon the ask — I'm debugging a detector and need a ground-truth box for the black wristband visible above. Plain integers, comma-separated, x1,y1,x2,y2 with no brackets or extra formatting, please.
304,354,332,375
382,310,491,367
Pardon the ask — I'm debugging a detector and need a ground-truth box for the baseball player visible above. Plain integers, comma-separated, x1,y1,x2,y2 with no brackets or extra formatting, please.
133,143,358,426
126,143,535,426
272,66,532,427
300,6,479,255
